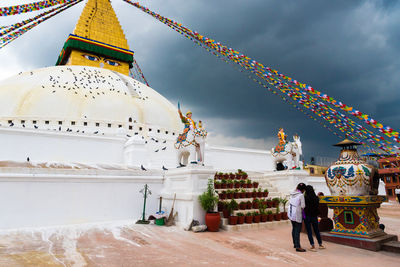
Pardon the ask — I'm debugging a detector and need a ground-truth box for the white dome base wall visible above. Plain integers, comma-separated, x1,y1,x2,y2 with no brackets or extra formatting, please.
0,167,164,230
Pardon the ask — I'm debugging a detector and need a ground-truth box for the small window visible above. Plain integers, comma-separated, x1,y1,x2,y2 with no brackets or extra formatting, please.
128,117,132,122
139,127,143,131
165,131,169,134
8,120,12,124
96,123,100,127
58,121,62,125
71,121,76,125
118,125,122,128
45,121,49,124
108,123,111,128
173,132,175,136
32,120,37,124
84,122,88,126
149,128,152,132
157,129,160,133
21,120,25,124
129,126,133,130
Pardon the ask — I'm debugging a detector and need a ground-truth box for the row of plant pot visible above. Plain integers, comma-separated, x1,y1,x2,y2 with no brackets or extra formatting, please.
214,179,259,189
218,189,269,200
214,169,248,180
228,211,288,225
218,198,279,211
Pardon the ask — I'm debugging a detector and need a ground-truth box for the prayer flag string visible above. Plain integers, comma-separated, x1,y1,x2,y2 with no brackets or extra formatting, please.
0,0,75,16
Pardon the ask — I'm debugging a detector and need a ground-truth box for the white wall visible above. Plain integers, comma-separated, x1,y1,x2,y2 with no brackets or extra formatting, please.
205,145,274,172
0,128,125,164
0,169,164,229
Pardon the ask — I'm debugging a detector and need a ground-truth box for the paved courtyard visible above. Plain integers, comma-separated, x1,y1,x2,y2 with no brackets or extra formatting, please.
0,201,399,267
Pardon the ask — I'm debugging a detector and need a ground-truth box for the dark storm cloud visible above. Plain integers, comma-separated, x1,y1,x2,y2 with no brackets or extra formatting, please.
1,0,399,161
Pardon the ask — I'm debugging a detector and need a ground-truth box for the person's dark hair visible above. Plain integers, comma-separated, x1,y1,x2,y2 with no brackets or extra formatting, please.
317,192,324,197
305,185,317,199
296,183,306,192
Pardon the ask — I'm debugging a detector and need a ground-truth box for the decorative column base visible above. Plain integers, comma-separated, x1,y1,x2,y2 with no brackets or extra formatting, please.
319,195,398,251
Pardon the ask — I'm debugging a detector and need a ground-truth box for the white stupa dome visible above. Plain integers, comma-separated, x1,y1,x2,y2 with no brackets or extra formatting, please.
0,65,181,136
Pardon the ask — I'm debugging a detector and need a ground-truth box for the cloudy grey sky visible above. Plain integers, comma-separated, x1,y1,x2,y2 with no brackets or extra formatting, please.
1,0,399,162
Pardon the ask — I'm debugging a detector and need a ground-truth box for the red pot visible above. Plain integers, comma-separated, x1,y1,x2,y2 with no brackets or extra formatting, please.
246,203,252,209
246,192,252,198
252,202,259,209
237,216,245,224
267,214,274,221
228,184,234,189
205,212,221,232
234,183,241,189
226,193,233,199
252,192,257,198
253,215,261,223
230,174,235,180
257,192,263,198
267,201,272,208
247,184,253,188
253,182,259,188
274,213,281,221
219,193,226,200
260,214,268,222
233,192,240,198
239,202,247,210
240,192,246,198
214,183,220,189
245,215,253,224
281,212,288,220
243,174,248,179
228,216,238,225
217,202,224,212
221,184,227,189
223,174,229,180
264,192,269,197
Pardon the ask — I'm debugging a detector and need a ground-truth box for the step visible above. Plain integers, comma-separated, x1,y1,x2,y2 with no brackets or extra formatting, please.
381,240,400,253
221,219,290,231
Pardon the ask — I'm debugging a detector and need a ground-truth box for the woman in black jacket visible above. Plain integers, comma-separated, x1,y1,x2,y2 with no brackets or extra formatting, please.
304,185,325,251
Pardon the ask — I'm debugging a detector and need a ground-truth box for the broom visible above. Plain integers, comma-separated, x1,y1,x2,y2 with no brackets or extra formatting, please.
166,193,176,226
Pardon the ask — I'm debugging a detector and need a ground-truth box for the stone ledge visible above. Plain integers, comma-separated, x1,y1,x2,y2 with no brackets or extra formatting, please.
221,220,290,231
321,232,398,251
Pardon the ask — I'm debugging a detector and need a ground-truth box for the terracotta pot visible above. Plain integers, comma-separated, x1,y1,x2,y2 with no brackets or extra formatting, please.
221,184,227,189
237,216,245,224
243,174,248,179
245,215,253,224
267,201,272,208
228,216,238,225
230,174,235,180
222,209,230,219
226,193,233,199
252,202,259,209
260,214,268,222
274,213,281,221
214,183,221,189
267,214,274,221
253,214,261,223
219,193,226,200
233,192,240,198
217,202,224,212
246,192,252,198
252,192,257,198
223,174,229,180
205,212,221,232
234,183,241,189
257,192,263,198
253,182,259,188
228,184,234,189
264,192,269,197
247,184,253,188
246,203,252,209
281,212,288,220
239,202,247,210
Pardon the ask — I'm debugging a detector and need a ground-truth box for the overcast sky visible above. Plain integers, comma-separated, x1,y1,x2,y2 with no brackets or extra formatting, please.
1,0,399,163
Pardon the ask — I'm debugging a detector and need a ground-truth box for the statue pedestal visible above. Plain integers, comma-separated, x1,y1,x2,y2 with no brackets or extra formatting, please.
319,195,398,251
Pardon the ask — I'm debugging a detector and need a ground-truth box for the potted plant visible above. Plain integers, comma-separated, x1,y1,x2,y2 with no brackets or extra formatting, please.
263,189,269,197
252,189,257,198
253,181,259,188
239,180,246,188
274,205,281,221
246,200,252,209
228,199,239,225
239,201,247,210
217,201,225,212
252,198,259,209
257,188,263,198
267,210,274,221
214,180,221,189
266,198,273,208
237,212,245,224
221,179,227,189
272,197,280,208
240,188,246,198
246,179,253,188
229,172,235,180
233,189,240,199
226,189,233,199
227,179,234,189
245,212,253,224
219,190,226,200
223,173,229,180
246,190,252,198
253,211,261,223
259,203,267,222
198,179,220,232
280,197,288,220
234,180,241,188
242,171,248,179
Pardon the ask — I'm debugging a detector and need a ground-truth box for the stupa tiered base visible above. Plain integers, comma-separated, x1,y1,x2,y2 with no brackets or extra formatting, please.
320,195,398,251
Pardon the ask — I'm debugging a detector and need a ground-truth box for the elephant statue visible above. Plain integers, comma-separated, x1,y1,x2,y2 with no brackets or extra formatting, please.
175,128,207,167
271,135,303,170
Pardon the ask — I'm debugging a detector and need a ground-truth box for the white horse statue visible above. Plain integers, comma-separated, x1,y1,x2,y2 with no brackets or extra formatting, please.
175,128,207,167
271,135,302,170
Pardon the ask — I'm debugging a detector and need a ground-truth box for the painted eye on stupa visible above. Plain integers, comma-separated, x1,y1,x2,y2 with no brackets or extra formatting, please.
82,54,99,61
105,60,120,66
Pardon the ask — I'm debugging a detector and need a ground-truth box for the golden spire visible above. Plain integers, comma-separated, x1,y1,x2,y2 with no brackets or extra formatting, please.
56,0,133,75
73,0,129,49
